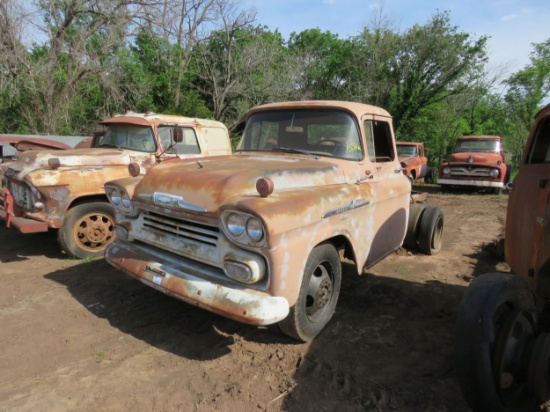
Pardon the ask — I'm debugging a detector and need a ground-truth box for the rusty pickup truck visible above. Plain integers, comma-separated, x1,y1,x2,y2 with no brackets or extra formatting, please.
103,101,445,342
437,135,509,194
1,112,232,259
396,141,429,180
455,104,550,411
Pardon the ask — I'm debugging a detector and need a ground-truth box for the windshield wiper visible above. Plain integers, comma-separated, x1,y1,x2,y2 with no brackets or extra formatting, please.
99,143,121,149
273,147,318,158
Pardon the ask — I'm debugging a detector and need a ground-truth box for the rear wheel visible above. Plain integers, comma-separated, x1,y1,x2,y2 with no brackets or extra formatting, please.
416,206,443,255
278,243,341,342
456,273,547,412
58,202,115,259
403,203,426,249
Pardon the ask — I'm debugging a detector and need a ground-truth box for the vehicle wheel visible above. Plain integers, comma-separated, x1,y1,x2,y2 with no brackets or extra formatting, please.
278,243,342,342
416,206,443,255
403,203,426,249
455,273,542,412
58,202,115,259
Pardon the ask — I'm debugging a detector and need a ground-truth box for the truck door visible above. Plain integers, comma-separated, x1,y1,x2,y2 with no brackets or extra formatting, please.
506,112,550,294
362,117,411,267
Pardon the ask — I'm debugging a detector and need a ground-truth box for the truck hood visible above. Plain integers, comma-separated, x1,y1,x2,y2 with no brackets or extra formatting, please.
134,154,347,213
449,152,503,165
9,148,153,178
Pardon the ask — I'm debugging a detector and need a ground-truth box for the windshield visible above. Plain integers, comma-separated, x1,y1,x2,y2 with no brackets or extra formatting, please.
100,124,156,152
396,145,417,157
455,139,500,153
238,109,363,160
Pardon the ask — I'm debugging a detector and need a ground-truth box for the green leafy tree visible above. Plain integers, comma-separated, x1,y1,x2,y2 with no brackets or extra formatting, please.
504,38,550,164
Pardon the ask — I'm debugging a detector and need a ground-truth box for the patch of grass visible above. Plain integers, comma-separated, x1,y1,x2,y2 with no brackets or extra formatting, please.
94,350,105,364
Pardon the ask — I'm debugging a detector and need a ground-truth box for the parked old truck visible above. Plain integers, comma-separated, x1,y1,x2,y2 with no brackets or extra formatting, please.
103,100,444,342
1,112,232,259
396,141,429,180
455,104,550,411
437,135,509,194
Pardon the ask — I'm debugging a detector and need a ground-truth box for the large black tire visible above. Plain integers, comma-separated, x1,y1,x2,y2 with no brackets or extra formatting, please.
416,206,443,255
278,243,342,342
455,273,541,412
58,202,115,259
403,203,426,249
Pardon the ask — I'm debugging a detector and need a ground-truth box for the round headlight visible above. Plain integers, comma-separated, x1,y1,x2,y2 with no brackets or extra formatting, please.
108,188,121,206
490,169,499,178
121,191,131,210
246,218,264,242
443,167,451,175
227,213,245,237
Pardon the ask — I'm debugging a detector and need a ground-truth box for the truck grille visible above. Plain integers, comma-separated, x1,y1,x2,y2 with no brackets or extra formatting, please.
8,181,35,210
142,211,220,247
449,167,492,177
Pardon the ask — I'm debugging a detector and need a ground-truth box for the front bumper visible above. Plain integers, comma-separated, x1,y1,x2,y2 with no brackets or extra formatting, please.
1,188,48,232
105,240,289,326
437,178,504,188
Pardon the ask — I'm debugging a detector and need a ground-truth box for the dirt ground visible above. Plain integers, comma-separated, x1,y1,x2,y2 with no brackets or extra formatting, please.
0,185,518,411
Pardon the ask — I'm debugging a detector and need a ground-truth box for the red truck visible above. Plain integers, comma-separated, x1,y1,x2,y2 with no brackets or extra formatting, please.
396,142,429,180
456,104,550,411
438,135,509,194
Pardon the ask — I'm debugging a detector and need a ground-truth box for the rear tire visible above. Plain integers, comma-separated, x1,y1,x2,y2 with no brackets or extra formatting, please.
417,206,443,255
456,273,541,412
278,243,341,342
58,202,115,259
403,203,426,249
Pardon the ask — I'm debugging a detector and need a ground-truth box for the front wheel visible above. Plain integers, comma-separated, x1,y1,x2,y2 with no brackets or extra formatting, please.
278,243,342,342
455,273,547,412
58,202,116,259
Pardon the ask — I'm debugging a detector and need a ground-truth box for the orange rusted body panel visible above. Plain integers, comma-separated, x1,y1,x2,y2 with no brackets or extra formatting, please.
2,113,232,233
437,135,508,189
104,101,412,325
505,104,550,296
396,142,428,180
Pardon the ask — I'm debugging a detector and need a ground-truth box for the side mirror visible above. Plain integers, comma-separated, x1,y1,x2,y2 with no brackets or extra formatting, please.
173,127,183,143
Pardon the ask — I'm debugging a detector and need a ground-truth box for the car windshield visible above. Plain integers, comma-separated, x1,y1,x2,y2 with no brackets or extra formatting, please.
455,139,500,153
238,109,363,160
100,124,156,152
396,145,417,157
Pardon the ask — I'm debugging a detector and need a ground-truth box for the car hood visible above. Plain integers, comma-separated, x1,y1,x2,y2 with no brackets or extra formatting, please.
449,152,503,165
134,154,347,213
7,148,153,178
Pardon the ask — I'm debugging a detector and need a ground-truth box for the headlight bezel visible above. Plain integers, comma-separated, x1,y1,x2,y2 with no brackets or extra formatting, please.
105,185,135,215
221,210,266,247
442,167,451,176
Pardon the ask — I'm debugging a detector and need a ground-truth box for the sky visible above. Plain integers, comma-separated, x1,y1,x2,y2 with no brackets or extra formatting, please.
247,0,549,85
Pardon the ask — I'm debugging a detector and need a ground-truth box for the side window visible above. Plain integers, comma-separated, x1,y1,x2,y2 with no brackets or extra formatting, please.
174,128,201,154
527,117,550,164
363,120,395,162
418,146,423,157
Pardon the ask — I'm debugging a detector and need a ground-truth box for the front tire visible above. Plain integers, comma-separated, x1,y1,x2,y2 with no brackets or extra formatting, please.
455,273,542,412
278,243,342,342
58,202,115,259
